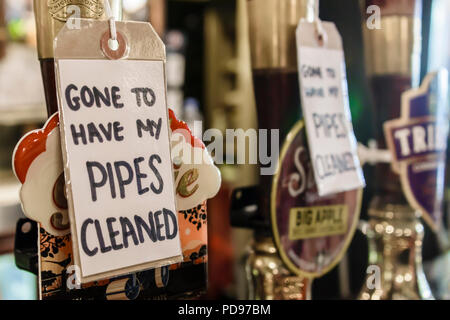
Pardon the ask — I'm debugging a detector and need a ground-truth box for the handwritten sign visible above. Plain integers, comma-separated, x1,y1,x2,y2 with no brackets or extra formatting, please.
56,59,182,282
296,21,365,196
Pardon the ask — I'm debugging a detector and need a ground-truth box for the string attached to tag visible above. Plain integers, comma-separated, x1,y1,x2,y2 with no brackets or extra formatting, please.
104,0,117,43
314,0,327,46
101,0,128,60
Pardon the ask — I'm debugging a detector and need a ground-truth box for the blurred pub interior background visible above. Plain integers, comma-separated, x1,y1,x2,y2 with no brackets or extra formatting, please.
0,0,448,300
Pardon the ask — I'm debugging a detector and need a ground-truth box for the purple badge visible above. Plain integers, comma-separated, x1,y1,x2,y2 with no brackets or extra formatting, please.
271,121,362,278
384,70,449,230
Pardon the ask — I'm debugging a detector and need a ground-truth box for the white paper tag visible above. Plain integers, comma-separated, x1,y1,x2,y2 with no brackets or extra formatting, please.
56,58,182,281
296,21,365,196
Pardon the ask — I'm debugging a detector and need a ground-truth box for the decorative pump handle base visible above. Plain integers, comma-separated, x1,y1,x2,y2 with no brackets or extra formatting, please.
12,109,221,299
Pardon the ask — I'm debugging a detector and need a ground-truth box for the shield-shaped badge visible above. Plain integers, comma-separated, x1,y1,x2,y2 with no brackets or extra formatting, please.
384,70,449,230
